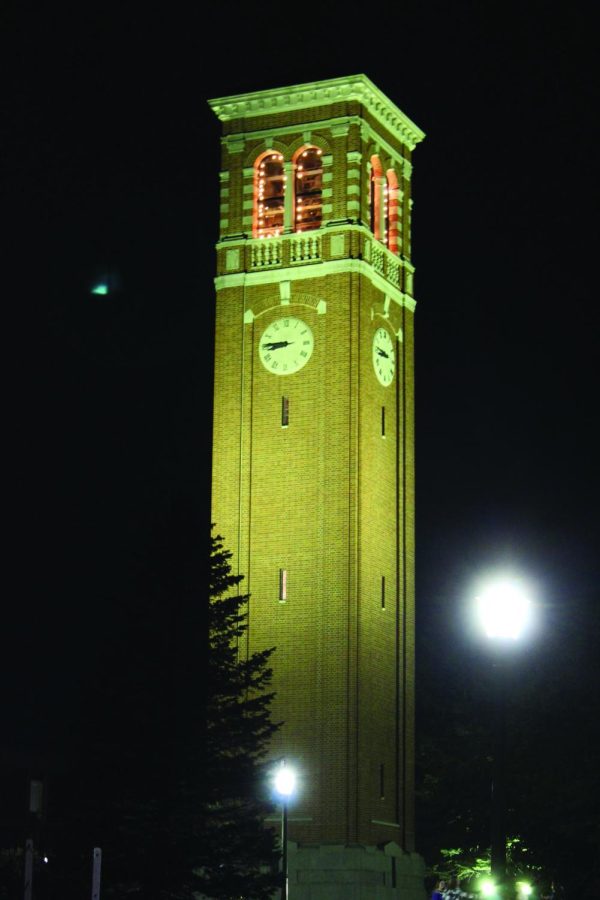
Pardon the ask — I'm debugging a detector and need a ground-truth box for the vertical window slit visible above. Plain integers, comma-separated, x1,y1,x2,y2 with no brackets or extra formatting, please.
379,763,385,799
381,406,386,437
381,575,386,609
282,396,289,427
279,568,287,603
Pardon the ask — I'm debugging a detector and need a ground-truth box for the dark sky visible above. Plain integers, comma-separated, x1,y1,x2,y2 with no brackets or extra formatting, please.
4,3,598,757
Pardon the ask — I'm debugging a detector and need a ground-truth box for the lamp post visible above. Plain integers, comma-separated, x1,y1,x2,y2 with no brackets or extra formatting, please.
274,762,296,900
476,578,532,888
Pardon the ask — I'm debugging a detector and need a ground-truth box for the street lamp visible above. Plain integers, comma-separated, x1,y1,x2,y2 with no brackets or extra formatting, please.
274,761,297,900
475,577,532,888
476,579,532,641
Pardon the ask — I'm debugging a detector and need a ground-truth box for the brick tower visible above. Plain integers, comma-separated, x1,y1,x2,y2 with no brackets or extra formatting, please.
209,76,425,898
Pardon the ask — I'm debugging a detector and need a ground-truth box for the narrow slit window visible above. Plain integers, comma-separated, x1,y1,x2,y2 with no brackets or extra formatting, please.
279,568,287,603
381,406,386,437
381,576,386,609
282,396,289,427
379,763,385,799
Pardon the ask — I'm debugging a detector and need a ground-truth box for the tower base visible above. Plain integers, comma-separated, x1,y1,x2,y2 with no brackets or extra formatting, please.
286,841,426,900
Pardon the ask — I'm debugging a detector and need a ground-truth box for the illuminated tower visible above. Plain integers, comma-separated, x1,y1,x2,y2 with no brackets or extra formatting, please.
209,76,425,898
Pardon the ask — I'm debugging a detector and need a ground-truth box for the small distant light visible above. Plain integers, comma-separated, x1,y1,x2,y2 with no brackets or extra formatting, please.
480,880,496,898
91,283,108,296
517,883,533,897
43,856,49,864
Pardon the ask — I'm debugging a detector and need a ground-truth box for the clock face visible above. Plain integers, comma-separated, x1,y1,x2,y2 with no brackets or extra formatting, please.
372,327,395,386
258,316,314,375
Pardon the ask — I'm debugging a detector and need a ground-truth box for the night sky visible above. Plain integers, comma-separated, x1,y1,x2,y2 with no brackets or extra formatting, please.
5,1,598,812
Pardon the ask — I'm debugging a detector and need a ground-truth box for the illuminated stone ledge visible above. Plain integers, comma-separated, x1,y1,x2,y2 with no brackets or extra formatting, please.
217,224,415,296
215,260,416,313
208,75,425,151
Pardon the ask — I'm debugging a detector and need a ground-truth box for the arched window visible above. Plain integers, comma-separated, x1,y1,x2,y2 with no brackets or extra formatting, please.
294,146,323,232
254,152,285,238
386,169,400,255
370,155,384,240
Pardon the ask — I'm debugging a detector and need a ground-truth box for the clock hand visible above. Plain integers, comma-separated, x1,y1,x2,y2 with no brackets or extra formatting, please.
263,340,295,351
376,347,389,358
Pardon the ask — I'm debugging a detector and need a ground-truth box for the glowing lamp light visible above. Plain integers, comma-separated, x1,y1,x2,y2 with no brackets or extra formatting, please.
480,879,496,898
517,883,533,898
274,764,296,798
91,283,108,296
476,578,532,640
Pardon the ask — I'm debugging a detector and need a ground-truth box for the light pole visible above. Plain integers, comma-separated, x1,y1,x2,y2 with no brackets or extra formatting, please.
274,762,296,900
476,577,532,888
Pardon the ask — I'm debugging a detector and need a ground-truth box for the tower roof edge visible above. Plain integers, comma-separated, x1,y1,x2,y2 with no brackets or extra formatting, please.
208,74,425,149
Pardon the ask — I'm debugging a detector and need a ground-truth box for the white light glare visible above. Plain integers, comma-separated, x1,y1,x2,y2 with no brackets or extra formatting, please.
477,578,532,640
274,764,296,798
480,879,496,898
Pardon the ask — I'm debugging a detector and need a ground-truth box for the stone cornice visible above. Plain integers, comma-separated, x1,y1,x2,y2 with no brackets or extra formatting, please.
208,75,425,151
214,259,417,312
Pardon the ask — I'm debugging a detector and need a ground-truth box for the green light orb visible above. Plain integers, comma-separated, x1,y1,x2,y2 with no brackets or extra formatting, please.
91,283,109,296
480,878,496,897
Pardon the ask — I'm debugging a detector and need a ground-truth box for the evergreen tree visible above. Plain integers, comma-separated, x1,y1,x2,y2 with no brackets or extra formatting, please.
44,525,281,900
188,530,281,899
124,528,282,899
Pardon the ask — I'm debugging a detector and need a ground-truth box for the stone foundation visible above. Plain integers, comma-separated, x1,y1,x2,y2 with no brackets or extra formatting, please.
285,840,426,900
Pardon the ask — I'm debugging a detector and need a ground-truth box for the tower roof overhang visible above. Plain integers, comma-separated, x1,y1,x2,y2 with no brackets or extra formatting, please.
208,75,425,150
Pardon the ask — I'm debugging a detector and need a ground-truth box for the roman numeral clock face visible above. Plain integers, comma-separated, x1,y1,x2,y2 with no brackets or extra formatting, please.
258,316,314,375
372,326,395,386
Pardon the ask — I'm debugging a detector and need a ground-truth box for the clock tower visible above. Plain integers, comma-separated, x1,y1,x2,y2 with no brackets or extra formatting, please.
209,76,425,898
